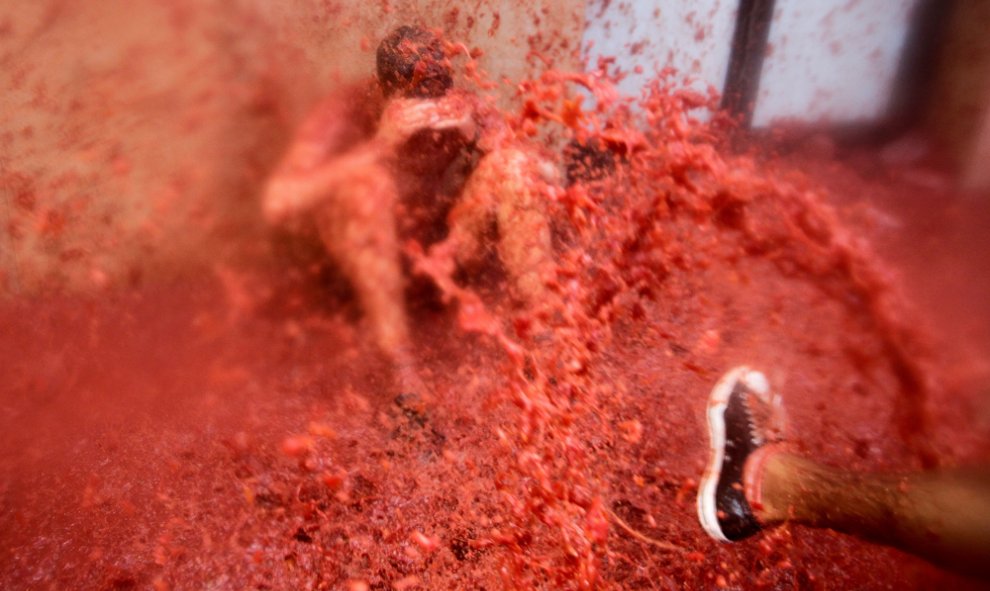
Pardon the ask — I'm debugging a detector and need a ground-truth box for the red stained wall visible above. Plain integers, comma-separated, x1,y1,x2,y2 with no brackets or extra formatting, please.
0,0,584,295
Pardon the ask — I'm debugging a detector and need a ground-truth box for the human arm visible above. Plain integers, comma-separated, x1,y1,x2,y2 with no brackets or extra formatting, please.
262,142,385,225
374,93,477,148
262,91,382,224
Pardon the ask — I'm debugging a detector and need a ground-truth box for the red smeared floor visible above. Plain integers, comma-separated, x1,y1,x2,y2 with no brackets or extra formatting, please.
3,80,990,590
3,167,988,590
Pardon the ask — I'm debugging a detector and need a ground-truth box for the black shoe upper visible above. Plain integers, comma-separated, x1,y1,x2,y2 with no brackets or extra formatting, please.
715,382,763,541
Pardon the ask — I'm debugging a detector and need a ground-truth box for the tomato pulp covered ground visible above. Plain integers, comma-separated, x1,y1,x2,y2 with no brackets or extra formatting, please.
2,52,990,590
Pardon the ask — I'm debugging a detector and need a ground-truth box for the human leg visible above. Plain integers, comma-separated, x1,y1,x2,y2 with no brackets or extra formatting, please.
697,366,990,580
467,147,555,303
439,166,493,268
314,164,425,395
750,449,990,579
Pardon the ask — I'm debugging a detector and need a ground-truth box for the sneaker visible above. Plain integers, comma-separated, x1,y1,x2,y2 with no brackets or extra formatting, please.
697,366,784,542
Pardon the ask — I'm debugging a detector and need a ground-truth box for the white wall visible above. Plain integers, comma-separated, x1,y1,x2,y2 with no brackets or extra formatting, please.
583,0,739,104
583,0,917,127
752,0,919,127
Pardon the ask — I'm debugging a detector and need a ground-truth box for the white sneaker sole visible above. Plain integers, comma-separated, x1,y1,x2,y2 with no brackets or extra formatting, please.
697,366,770,542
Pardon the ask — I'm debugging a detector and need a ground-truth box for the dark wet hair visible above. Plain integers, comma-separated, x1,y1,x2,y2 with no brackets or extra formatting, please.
564,138,617,185
376,25,453,99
